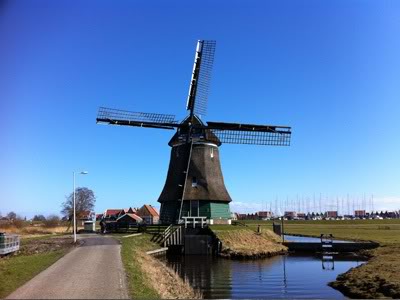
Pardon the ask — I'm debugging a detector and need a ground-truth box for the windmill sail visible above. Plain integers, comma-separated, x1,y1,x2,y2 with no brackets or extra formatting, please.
96,107,179,130
96,39,292,225
186,40,216,117
205,121,291,146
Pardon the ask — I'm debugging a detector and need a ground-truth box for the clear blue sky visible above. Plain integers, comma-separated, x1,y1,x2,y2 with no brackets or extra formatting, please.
1,0,400,217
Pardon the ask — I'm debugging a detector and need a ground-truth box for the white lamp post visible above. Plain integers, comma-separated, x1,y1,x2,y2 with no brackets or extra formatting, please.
73,171,88,243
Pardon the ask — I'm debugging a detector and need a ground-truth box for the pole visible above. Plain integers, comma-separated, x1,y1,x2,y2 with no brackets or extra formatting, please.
281,216,285,242
73,172,76,243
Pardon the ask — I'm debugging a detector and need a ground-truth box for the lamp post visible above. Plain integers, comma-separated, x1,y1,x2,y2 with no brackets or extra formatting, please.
73,171,88,243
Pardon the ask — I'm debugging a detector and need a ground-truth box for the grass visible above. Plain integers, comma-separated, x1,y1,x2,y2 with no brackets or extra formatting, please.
210,225,286,258
119,234,201,299
0,235,73,298
284,223,400,244
329,244,400,298
120,234,160,299
238,219,400,244
0,249,68,298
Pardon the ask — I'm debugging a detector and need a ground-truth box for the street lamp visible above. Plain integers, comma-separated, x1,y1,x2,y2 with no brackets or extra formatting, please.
73,171,88,243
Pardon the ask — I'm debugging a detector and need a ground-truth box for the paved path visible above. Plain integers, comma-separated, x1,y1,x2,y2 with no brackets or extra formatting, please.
7,235,129,299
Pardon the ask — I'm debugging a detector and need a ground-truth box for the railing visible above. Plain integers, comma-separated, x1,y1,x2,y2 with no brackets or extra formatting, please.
162,224,174,246
164,226,183,247
182,216,207,228
0,233,20,255
159,225,183,247
320,234,334,252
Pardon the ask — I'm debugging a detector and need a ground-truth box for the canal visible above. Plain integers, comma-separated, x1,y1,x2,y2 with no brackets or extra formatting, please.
164,253,366,298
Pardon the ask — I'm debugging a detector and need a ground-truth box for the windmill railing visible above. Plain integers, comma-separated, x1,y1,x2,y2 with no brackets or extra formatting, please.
182,216,207,228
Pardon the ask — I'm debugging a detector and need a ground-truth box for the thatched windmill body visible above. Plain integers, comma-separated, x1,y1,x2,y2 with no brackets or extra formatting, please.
97,40,291,224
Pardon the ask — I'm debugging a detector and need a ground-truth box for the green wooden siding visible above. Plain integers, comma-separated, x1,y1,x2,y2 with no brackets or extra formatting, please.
199,201,210,217
209,202,231,219
183,201,230,219
160,200,231,224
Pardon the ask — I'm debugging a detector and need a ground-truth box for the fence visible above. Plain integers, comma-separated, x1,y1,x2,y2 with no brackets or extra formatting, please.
0,233,20,255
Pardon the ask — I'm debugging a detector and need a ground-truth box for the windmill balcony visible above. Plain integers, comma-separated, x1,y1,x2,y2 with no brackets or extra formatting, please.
182,216,208,228
181,216,232,227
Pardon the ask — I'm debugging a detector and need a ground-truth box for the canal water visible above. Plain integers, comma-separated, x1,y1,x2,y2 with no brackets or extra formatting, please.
164,254,365,299
283,234,354,243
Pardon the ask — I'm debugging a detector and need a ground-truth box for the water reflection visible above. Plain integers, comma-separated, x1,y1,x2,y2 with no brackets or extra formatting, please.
165,254,366,299
322,255,335,270
284,235,354,243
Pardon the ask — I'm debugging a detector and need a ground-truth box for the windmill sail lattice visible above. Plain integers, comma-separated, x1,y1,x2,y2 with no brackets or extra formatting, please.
96,40,292,225
97,107,178,130
206,121,291,146
186,40,216,117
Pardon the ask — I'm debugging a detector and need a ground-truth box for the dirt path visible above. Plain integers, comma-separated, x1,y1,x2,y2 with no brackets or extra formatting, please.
7,235,129,299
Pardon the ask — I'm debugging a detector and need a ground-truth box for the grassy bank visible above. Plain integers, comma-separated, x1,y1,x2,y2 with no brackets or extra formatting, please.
247,219,400,298
280,219,400,244
329,244,400,298
119,234,201,299
210,225,286,258
0,236,73,298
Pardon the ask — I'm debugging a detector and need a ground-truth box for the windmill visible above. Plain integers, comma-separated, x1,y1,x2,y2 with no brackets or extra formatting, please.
96,40,291,225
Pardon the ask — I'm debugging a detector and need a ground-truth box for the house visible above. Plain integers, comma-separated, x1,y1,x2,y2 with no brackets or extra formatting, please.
296,213,306,220
136,205,160,224
77,210,95,226
123,207,136,214
284,211,297,220
258,211,273,220
116,213,143,227
237,214,247,220
103,209,124,220
355,210,366,218
325,211,338,219
387,211,398,219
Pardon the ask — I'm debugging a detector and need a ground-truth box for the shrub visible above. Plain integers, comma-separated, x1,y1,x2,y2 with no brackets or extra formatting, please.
13,216,26,229
44,215,60,228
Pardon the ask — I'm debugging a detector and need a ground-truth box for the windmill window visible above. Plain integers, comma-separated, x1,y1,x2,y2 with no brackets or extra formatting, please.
210,148,214,158
192,177,198,187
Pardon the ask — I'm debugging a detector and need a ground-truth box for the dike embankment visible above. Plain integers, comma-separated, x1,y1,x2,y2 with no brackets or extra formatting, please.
119,234,201,299
329,244,400,299
209,226,287,259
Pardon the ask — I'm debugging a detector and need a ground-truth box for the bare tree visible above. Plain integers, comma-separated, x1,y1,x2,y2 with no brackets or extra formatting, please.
61,187,96,221
33,214,46,222
7,211,17,220
44,214,60,227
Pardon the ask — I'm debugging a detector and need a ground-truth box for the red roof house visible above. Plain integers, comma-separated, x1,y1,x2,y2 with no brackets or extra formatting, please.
123,207,136,214
116,213,143,224
136,205,160,224
104,209,124,219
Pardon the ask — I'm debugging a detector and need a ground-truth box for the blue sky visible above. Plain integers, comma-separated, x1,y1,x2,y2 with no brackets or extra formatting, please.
1,0,400,217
